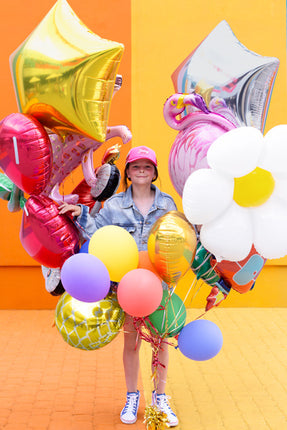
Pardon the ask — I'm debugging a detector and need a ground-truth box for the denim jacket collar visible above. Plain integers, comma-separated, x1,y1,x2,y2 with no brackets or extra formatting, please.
121,184,166,210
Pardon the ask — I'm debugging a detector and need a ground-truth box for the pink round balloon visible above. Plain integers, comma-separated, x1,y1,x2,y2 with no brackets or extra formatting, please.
20,195,80,268
117,268,163,317
0,113,52,195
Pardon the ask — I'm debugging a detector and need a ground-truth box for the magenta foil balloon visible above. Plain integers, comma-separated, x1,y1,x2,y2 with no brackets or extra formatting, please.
164,93,235,196
0,113,52,195
61,253,110,303
168,115,235,196
168,117,229,196
20,195,80,268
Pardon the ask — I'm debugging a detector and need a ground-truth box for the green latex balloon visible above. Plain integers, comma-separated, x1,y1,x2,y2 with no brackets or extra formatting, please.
146,290,186,338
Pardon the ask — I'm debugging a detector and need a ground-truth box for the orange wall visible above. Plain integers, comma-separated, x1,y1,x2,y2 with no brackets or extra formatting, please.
0,0,131,308
1,0,287,309
131,0,287,308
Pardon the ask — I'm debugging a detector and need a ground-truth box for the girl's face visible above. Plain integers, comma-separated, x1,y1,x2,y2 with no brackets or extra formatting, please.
126,159,156,185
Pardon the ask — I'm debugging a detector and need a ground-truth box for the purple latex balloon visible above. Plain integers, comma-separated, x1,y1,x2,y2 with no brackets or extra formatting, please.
178,319,223,361
61,253,110,303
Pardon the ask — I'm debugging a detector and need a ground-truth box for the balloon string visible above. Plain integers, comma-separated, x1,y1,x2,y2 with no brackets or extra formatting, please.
180,272,197,307
164,291,185,335
189,278,205,303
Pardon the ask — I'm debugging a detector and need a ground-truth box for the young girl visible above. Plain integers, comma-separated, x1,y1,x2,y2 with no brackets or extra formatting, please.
59,146,179,427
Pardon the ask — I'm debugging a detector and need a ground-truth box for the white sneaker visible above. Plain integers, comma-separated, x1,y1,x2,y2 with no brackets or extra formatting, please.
152,391,179,427
41,266,64,296
120,390,140,424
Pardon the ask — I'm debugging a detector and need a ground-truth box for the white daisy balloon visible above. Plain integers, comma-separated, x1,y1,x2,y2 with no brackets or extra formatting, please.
182,125,287,261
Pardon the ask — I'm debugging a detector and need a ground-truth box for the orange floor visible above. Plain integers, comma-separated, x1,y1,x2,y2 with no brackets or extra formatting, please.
1,308,287,429
0,310,145,430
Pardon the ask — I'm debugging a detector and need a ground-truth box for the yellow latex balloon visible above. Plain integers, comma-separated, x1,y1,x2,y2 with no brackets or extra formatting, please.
147,211,197,287
233,167,275,207
89,226,139,282
55,292,125,350
10,0,124,142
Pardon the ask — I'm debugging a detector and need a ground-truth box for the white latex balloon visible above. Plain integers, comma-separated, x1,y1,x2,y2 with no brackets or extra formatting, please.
200,202,253,261
207,127,263,178
253,196,287,259
182,169,234,224
259,125,287,176
272,175,287,203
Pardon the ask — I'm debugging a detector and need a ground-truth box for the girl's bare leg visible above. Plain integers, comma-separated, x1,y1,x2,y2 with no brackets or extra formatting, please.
123,315,142,392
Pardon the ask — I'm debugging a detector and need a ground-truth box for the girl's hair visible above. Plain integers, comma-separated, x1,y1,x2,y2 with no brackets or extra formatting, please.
123,163,159,191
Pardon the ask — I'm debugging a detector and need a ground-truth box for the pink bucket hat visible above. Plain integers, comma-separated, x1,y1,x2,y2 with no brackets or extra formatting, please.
125,146,157,167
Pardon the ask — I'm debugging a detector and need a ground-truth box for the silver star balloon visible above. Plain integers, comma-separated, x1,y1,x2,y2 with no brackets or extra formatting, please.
172,20,279,132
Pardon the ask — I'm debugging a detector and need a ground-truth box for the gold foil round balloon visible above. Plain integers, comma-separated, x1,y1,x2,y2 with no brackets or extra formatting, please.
147,211,197,287
10,0,124,141
55,292,125,350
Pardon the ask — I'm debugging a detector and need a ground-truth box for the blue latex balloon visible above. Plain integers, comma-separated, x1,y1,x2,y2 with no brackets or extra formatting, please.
79,240,90,254
178,319,223,361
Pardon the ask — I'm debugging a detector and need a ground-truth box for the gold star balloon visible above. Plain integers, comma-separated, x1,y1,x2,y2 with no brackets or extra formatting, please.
10,0,124,141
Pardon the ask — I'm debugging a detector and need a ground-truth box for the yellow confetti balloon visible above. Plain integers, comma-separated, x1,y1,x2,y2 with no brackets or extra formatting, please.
55,292,125,350
10,0,124,141
148,211,197,287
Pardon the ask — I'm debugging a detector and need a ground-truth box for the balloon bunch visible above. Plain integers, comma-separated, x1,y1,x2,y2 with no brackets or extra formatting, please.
164,20,281,308
0,0,132,269
55,211,224,364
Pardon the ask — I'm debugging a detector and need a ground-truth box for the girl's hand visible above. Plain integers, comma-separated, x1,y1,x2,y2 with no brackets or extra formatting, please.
58,202,81,217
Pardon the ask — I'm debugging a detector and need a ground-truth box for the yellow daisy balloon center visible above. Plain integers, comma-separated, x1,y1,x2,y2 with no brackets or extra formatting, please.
233,167,275,207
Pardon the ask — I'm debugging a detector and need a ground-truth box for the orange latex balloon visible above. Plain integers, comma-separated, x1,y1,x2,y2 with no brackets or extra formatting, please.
138,251,161,278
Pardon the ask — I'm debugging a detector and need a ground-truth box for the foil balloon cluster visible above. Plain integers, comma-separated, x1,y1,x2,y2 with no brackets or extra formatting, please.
165,20,280,298
0,0,131,268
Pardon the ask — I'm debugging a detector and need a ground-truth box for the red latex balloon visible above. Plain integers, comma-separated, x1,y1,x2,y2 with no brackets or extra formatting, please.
0,113,52,195
20,195,80,268
117,268,163,317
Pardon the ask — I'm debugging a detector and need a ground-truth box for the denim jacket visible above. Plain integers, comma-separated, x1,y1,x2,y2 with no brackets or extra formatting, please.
76,184,177,251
